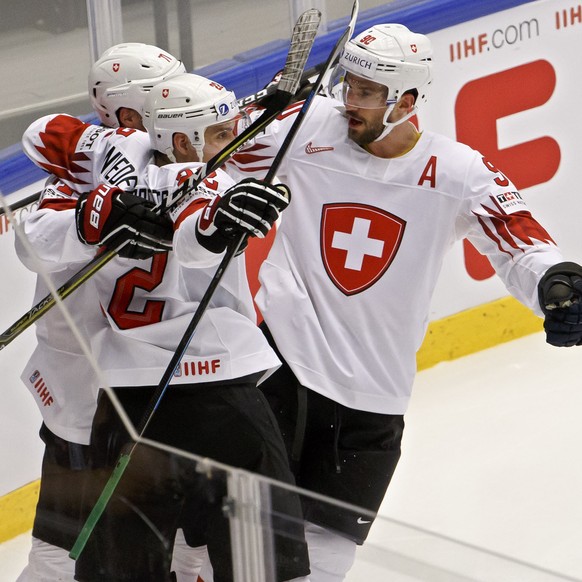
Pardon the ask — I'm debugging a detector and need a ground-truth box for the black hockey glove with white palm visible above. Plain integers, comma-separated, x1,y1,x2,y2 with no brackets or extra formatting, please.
76,185,174,260
538,261,582,347
196,178,291,254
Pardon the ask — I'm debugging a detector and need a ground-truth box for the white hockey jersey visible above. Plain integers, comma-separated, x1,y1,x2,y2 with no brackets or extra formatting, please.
15,178,105,444
229,96,563,415
22,114,279,393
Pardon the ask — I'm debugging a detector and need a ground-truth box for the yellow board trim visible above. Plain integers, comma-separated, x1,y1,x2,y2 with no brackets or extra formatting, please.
417,295,543,371
0,479,39,543
0,296,543,543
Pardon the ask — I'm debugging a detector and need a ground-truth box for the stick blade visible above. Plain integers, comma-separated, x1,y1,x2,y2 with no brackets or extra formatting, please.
277,8,321,95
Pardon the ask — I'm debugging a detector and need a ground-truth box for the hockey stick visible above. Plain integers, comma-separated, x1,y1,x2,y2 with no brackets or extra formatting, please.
151,0,361,377
141,0,359,445
68,7,322,561
236,62,324,108
0,66,322,219
0,192,41,216
153,0,361,351
141,0,359,460
0,10,321,352
70,0,357,562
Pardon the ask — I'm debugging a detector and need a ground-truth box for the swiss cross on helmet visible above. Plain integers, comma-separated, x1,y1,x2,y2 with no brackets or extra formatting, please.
336,24,433,140
89,43,186,127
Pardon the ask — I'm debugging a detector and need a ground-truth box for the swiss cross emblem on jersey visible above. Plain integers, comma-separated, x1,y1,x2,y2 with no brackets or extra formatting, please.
321,203,406,296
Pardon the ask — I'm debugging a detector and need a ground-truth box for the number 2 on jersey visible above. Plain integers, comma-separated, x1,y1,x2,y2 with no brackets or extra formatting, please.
108,254,169,330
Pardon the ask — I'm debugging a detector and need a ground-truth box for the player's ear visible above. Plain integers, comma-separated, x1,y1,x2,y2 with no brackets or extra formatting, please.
398,91,417,113
172,132,191,158
117,107,143,130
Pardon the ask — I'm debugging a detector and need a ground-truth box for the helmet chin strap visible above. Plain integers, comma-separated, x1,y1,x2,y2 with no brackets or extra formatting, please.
373,104,418,142
190,135,205,163
194,145,204,163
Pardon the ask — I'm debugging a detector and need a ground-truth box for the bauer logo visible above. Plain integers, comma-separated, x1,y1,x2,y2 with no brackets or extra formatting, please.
158,112,183,118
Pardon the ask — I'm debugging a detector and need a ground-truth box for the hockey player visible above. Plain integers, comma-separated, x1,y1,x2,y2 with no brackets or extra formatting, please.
227,23,582,581
22,72,310,582
15,43,187,582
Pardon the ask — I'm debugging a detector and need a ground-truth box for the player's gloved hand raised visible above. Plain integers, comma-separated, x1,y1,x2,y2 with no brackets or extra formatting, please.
260,65,323,103
196,178,291,254
538,261,582,347
76,185,174,260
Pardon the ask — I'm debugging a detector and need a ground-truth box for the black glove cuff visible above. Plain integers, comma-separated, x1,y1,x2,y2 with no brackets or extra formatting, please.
195,223,230,254
539,262,582,285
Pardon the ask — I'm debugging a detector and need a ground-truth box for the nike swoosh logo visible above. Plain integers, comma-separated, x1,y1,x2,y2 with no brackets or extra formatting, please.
305,141,335,154
357,517,372,524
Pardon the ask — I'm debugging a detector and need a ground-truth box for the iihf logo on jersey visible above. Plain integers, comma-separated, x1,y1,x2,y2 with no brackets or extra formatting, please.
28,370,54,407
321,203,406,296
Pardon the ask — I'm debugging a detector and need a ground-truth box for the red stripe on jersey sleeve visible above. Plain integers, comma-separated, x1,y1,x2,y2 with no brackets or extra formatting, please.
475,215,513,257
39,198,77,211
277,100,305,120
479,205,556,252
232,165,272,173
173,197,208,230
231,152,272,165
231,142,274,175
479,204,555,251
504,210,556,247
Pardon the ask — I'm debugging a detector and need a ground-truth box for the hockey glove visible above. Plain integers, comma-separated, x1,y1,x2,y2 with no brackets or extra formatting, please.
537,261,582,347
259,65,323,104
196,178,291,254
76,185,174,260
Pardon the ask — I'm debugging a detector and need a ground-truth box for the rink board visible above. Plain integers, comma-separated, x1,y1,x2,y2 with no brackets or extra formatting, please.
1,0,578,542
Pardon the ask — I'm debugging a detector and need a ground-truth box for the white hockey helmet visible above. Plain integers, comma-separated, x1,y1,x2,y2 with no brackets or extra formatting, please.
89,42,186,127
337,24,433,139
142,73,240,162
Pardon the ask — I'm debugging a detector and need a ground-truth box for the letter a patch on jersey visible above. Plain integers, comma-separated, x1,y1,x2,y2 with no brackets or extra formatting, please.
320,203,406,295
